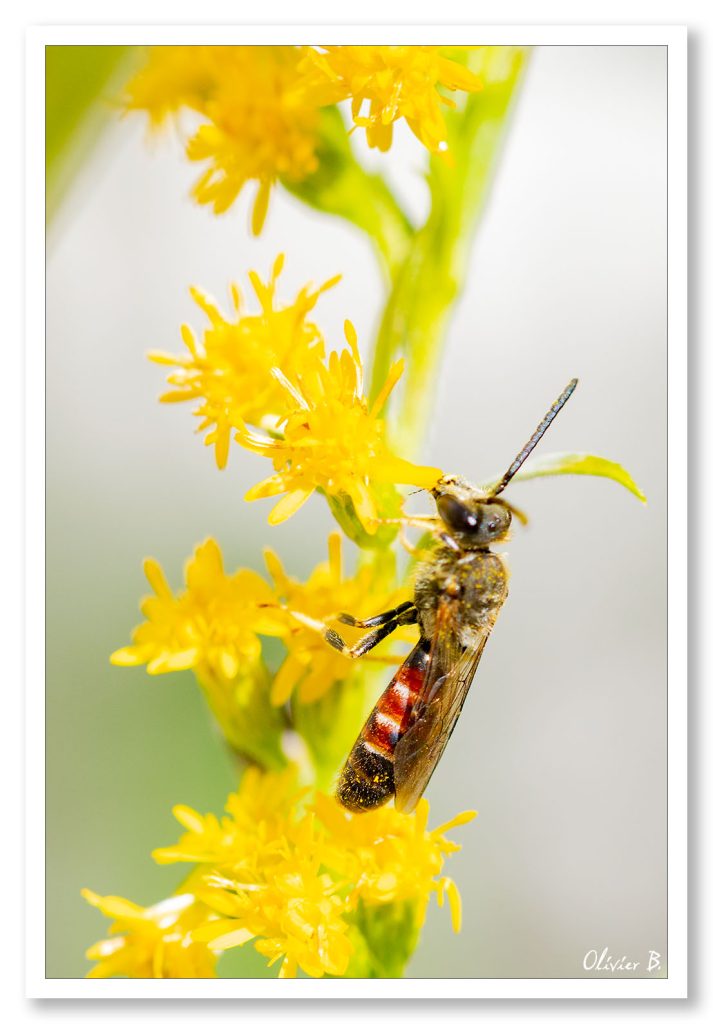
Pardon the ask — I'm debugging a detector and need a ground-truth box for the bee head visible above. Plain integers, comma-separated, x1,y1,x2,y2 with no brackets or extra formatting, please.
430,379,579,548
432,477,512,548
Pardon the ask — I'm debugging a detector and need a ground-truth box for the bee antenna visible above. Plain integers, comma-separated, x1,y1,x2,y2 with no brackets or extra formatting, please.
407,488,425,497
491,378,578,496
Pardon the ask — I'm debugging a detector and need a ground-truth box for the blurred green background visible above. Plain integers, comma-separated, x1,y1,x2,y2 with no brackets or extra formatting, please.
46,45,668,979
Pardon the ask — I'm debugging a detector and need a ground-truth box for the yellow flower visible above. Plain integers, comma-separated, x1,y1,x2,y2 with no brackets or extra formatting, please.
187,46,320,230
237,321,442,531
264,532,410,705
81,889,216,978
148,768,474,977
125,46,320,232
153,766,304,866
149,255,339,469
194,837,352,979
157,768,352,978
314,793,476,932
122,45,228,129
301,45,482,153
110,538,283,678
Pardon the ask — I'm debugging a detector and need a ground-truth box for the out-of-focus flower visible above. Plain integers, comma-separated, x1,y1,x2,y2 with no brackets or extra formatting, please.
237,321,442,531
110,538,283,678
149,767,474,978
122,45,228,129
300,45,482,153
149,255,339,469
189,46,320,230
124,46,321,232
81,890,216,978
264,532,411,705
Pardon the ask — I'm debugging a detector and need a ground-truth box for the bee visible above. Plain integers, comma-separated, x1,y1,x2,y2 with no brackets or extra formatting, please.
317,379,579,813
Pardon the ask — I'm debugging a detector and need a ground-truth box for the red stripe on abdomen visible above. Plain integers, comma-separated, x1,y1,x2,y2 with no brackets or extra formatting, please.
363,662,427,758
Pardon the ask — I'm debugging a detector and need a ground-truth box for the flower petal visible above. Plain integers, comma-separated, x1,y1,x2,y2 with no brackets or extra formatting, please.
267,488,314,525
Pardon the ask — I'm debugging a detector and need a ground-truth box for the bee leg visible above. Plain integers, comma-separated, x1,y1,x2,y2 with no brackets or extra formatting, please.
373,515,441,533
372,516,445,556
323,618,402,659
338,601,416,630
397,529,417,555
288,604,417,660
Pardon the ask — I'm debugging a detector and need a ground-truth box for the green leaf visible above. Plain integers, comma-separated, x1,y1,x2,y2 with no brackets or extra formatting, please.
46,45,135,219
481,451,647,503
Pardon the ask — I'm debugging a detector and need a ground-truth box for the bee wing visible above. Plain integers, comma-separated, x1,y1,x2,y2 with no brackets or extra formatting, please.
393,607,492,815
407,599,462,720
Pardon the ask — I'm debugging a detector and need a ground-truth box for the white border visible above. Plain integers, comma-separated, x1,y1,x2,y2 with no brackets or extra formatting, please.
26,24,687,1000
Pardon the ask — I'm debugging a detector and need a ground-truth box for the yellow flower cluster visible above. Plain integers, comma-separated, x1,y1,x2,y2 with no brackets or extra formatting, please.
237,319,442,530
265,532,411,705
125,46,319,233
186,46,320,231
123,45,225,128
313,793,470,927
109,537,282,679
124,45,481,229
301,45,482,153
81,889,216,978
151,259,442,531
110,533,407,708
149,254,339,469
139,767,476,979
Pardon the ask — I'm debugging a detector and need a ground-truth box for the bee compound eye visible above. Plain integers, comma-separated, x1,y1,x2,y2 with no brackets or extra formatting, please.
436,493,479,533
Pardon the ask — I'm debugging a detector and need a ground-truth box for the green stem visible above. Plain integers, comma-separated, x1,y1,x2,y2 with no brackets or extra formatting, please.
293,542,399,788
195,662,288,772
370,47,529,458
283,106,414,282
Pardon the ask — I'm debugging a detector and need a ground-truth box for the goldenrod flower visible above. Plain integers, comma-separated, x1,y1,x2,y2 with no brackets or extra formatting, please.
301,46,482,153
108,538,288,768
188,46,320,230
110,538,283,678
149,255,339,469
193,841,352,979
124,46,321,232
150,768,474,978
122,45,227,129
237,321,442,531
81,890,216,978
153,767,303,867
264,532,410,705
314,793,475,932
156,768,352,978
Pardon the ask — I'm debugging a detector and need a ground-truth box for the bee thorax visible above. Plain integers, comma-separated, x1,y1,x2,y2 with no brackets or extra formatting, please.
414,546,509,643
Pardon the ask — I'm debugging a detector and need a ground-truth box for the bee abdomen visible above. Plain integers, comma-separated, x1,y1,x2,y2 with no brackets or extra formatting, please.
336,643,429,813
337,745,395,812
